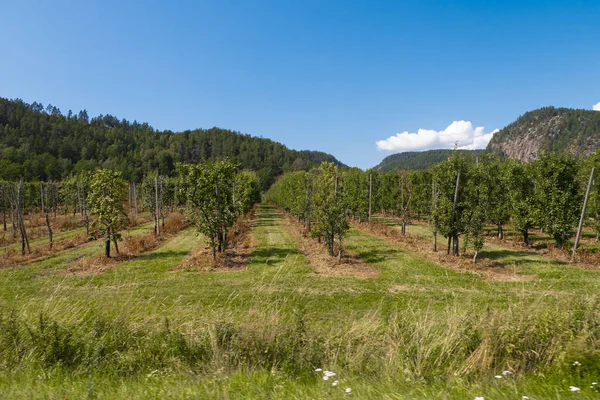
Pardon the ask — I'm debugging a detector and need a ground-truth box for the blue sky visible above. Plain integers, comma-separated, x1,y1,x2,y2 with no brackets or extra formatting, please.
1,0,599,169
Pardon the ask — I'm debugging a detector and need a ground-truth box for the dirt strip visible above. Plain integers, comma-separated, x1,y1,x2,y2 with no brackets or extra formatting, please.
277,208,380,279
172,208,257,272
351,220,536,282
57,214,188,276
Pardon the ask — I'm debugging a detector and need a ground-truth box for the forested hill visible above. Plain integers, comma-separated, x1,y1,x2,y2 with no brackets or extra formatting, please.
487,106,600,161
0,97,344,189
374,149,482,171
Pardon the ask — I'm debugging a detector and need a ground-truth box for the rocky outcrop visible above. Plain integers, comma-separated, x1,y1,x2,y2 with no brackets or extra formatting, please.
487,107,600,162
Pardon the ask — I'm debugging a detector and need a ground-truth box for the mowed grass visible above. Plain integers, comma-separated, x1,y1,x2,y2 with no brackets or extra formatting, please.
0,205,599,399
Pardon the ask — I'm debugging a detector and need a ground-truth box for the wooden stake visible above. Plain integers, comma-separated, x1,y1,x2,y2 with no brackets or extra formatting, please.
572,167,595,261
368,173,372,223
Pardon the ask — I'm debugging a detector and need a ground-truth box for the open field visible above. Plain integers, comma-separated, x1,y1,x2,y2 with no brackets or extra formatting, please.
0,204,599,399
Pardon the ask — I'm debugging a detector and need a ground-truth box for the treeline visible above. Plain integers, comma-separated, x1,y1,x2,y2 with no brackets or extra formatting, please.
375,149,483,172
0,97,343,190
267,152,600,263
1,161,260,259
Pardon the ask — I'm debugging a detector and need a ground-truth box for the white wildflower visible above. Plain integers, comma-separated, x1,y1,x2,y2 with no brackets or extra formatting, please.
315,368,322,372
345,387,352,394
332,380,339,387
324,371,336,377
573,361,581,366
502,370,513,376
522,397,529,399
475,397,485,400
495,375,502,379
569,386,581,392
323,376,329,381
593,382,597,385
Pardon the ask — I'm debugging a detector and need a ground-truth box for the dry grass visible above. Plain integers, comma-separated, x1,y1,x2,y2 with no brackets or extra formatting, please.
278,209,380,279
174,208,257,272
53,213,188,276
352,220,536,282
0,233,88,269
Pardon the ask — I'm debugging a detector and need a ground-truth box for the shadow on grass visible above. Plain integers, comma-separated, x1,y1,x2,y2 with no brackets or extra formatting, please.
251,247,301,265
353,248,399,264
479,249,566,266
134,250,191,263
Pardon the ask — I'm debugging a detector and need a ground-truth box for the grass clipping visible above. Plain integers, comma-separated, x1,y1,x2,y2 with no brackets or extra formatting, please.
279,209,379,279
353,219,535,282
173,208,256,272
61,213,187,276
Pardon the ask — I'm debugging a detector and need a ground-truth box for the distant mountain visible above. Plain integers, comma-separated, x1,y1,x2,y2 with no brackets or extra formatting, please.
0,97,345,189
487,106,600,161
374,149,483,171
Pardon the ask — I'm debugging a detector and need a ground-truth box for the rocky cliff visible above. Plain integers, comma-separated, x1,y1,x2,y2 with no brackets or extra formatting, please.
487,106,600,161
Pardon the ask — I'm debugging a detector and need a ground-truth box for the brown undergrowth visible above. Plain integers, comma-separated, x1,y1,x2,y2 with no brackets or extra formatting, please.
172,208,257,272
0,211,171,268
276,208,379,279
56,213,187,276
1,233,89,269
405,217,600,272
352,220,536,282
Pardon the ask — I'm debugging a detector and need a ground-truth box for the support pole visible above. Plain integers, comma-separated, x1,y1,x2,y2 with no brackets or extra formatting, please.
572,167,595,261
368,173,372,223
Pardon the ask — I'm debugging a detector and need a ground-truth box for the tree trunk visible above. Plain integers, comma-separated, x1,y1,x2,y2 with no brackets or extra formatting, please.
596,231,599,243
210,235,217,260
473,250,478,264
155,175,160,239
401,220,406,236
452,235,459,256
133,182,138,221
105,227,111,258
330,232,335,256
45,213,53,249
497,225,503,240
523,229,529,247
447,236,451,255
15,183,30,255
113,234,119,254
433,231,437,252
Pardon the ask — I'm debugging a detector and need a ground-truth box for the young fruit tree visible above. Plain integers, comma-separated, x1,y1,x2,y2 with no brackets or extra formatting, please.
312,162,349,256
507,161,536,246
88,169,129,258
177,160,237,260
532,154,581,249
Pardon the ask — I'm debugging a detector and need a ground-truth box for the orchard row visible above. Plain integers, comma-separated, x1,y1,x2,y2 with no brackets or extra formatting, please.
0,160,261,259
266,151,600,263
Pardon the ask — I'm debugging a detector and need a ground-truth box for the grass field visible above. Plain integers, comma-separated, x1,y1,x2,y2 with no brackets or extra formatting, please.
0,204,599,399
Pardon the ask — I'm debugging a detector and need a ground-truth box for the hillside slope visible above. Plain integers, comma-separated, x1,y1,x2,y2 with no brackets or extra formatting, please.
0,97,344,189
374,149,483,171
487,106,600,161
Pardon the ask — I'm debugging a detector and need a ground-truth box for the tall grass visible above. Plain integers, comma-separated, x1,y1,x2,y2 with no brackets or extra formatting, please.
1,295,598,384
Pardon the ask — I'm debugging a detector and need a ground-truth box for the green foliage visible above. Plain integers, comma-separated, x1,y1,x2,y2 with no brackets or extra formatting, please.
234,171,261,215
0,97,345,187
267,162,349,256
311,163,349,255
177,160,240,259
376,149,483,172
87,169,128,257
532,154,582,249
507,161,536,245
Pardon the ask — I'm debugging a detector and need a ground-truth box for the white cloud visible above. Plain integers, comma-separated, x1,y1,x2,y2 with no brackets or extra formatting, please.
593,102,600,111
375,121,498,152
